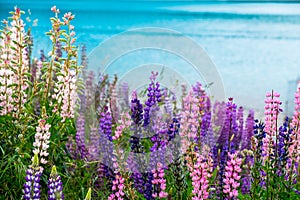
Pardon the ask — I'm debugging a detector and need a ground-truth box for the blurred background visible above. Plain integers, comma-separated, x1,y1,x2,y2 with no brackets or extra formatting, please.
1,0,300,116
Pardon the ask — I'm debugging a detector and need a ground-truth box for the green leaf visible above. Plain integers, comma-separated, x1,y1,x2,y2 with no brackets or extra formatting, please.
84,188,92,200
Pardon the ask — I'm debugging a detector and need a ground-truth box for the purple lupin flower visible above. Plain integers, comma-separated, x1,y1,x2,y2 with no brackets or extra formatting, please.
97,106,114,190
48,166,64,200
234,106,244,148
212,101,226,128
130,90,143,127
241,110,255,150
75,114,87,159
214,143,229,199
23,154,44,200
143,71,162,127
99,106,113,141
163,88,173,118
217,98,238,152
200,111,212,143
276,117,291,174
87,127,100,161
119,82,129,110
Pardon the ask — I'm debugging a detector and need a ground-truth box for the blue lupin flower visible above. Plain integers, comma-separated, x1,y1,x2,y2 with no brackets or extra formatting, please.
48,166,64,200
23,154,44,200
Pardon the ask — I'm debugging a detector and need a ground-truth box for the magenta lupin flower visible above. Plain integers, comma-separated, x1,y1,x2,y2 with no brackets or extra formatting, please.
223,152,242,199
190,155,213,200
262,91,282,160
33,119,51,164
108,174,125,200
152,162,168,199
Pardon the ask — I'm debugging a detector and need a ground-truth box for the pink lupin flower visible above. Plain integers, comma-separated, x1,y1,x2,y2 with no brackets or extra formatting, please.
180,90,199,155
190,154,213,200
223,152,242,199
108,174,125,200
112,112,131,140
262,91,282,161
289,81,300,163
152,162,168,199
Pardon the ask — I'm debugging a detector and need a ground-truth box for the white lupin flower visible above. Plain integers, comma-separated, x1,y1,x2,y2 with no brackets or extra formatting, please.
32,119,51,164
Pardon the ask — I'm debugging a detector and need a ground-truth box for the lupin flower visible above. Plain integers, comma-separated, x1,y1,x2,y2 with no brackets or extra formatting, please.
0,7,30,117
87,127,100,161
143,71,162,127
217,98,238,151
48,166,64,200
131,90,144,126
223,152,242,199
234,106,244,147
33,119,51,164
75,114,87,159
241,110,255,150
167,118,180,141
0,21,15,116
163,88,173,117
180,91,199,153
190,155,213,200
53,70,78,121
289,81,300,163
108,174,125,200
99,106,113,141
113,112,131,140
109,77,119,123
152,162,168,199
262,91,282,161
23,154,44,200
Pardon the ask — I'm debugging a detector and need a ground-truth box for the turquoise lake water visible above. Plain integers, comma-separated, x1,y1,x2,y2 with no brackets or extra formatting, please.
1,1,300,113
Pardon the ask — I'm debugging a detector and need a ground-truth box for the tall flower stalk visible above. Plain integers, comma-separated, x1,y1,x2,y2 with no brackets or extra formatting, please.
0,7,30,118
